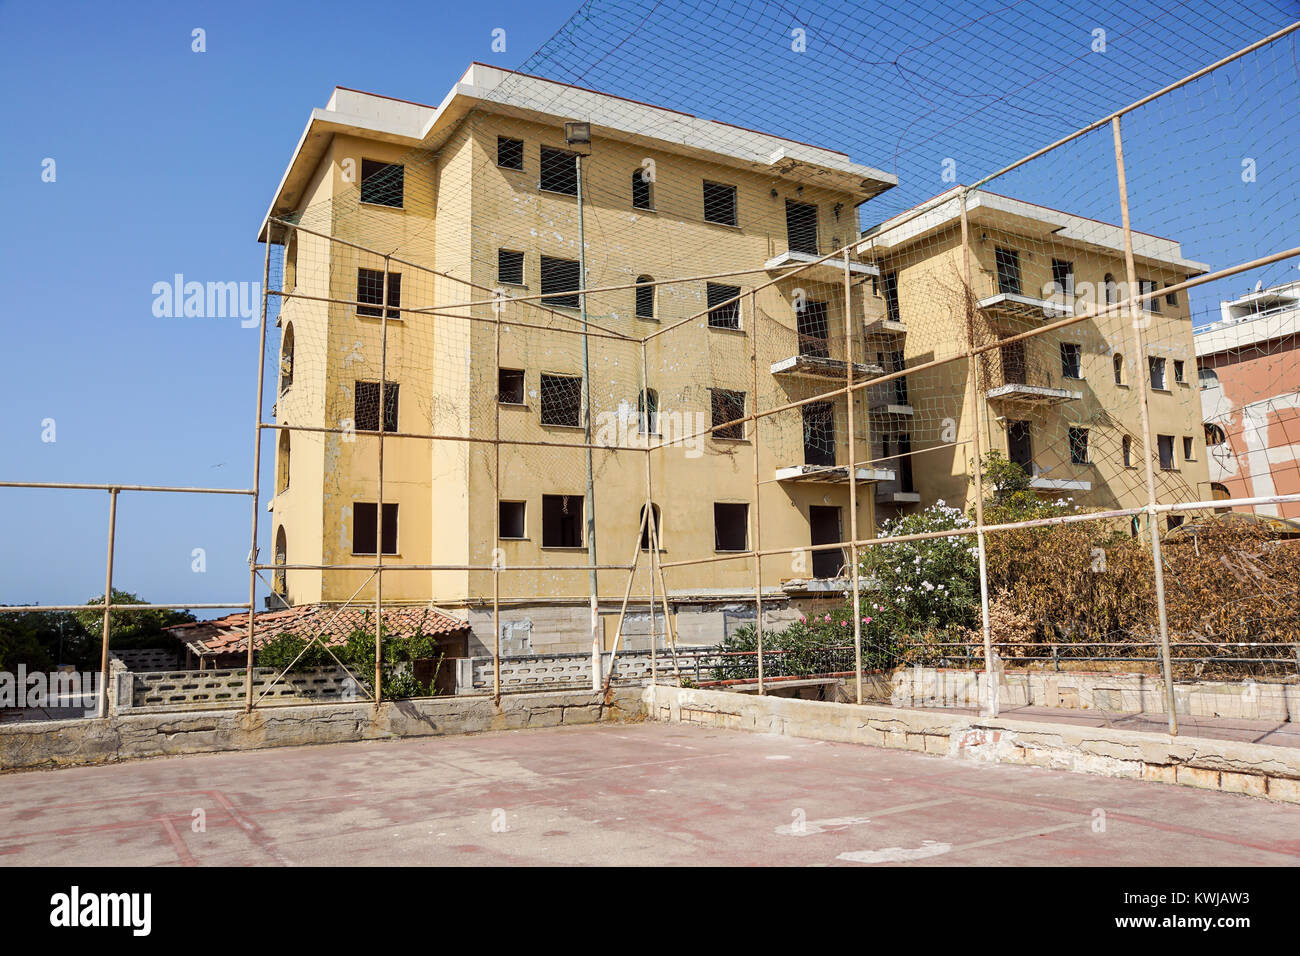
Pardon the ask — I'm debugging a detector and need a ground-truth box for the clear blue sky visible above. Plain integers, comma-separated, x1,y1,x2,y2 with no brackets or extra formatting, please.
1,0,1296,612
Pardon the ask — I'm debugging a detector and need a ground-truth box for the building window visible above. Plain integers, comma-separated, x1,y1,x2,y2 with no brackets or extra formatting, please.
541,494,583,548
1165,285,1179,307
1139,279,1160,313
640,503,662,551
540,373,582,427
1199,367,1220,389
499,501,526,539
1148,356,1167,390
276,430,290,495
353,502,398,555
710,389,746,440
354,381,399,433
1122,434,1132,467
1167,514,1185,532
713,502,749,551
785,200,818,255
1157,434,1175,471
357,268,401,318
702,180,737,226
881,271,901,324
635,276,655,319
498,368,525,405
539,146,578,195
1051,259,1075,296
994,247,1022,295
273,526,287,595
540,256,581,309
280,323,295,393
1173,359,1185,384
497,136,524,171
1112,352,1123,385
359,159,404,207
498,249,525,286
1060,342,1082,379
1211,482,1230,513
1204,422,1226,446
638,388,658,434
631,169,653,209
1068,427,1089,465
1183,436,1195,461
706,282,741,329
1104,273,1117,306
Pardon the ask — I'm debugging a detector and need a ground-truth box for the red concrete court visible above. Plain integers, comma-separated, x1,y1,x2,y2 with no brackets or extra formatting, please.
2,722,1298,866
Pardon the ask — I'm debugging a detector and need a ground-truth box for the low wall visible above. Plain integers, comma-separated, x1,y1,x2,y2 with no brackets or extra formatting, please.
646,684,1300,804
0,687,645,772
128,665,358,711
456,647,720,694
873,666,1300,721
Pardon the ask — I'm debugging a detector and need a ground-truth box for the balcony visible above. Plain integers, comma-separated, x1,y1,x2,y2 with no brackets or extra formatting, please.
876,489,921,505
863,316,906,335
977,291,1073,326
986,382,1081,406
1029,475,1091,493
775,464,895,485
764,249,879,283
868,401,914,420
770,353,883,382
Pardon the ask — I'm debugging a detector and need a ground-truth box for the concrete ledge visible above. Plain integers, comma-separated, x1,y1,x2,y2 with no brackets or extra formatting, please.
647,685,1300,804
0,688,645,772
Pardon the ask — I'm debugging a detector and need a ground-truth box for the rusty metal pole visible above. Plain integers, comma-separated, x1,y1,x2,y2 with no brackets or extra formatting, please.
749,290,765,694
1112,116,1178,735
375,259,390,707
97,488,118,718
959,192,998,717
843,250,864,704
244,234,273,713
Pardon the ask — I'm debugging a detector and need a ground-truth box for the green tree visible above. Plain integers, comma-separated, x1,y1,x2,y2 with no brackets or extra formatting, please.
71,589,195,651
0,609,91,671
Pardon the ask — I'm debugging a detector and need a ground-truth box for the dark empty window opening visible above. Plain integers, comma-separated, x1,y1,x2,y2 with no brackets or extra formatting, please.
353,502,398,555
635,276,655,319
357,268,401,318
1173,359,1185,383
1060,342,1082,379
713,502,749,552
1183,435,1195,460
640,503,662,551
797,300,830,357
1122,435,1133,467
1165,285,1179,307
785,200,818,255
1158,434,1176,470
542,494,583,548
354,381,399,433
707,282,741,329
881,271,900,324
703,181,737,226
1204,422,1226,446
498,368,525,405
540,373,582,427
497,136,524,171
1167,514,1185,531
1068,426,1089,465
498,249,525,286
1149,356,1167,390
1113,353,1124,385
638,388,658,435
360,159,404,207
1051,259,1075,296
539,146,578,195
1007,419,1032,471
540,256,581,309
1139,279,1161,313
632,169,653,209
802,401,836,466
711,389,746,440
809,505,844,579
995,247,1022,295
499,501,526,539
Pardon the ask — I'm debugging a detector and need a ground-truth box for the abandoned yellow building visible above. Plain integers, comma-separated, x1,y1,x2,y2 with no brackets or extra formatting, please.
857,187,1213,525
259,63,903,654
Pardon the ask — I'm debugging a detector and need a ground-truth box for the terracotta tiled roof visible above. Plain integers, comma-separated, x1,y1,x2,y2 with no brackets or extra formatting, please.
166,604,469,657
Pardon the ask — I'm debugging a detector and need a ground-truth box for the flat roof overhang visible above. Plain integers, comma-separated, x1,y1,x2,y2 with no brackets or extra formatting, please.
985,383,1082,406
775,465,895,484
978,292,1074,322
770,354,884,380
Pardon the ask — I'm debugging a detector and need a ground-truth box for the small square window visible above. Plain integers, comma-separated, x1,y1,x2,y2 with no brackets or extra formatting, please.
497,136,524,171
499,501,526,539
498,249,524,286
354,381,398,433
540,373,582,426
540,256,581,309
1051,259,1074,296
540,146,578,195
703,181,737,226
713,502,749,551
353,502,398,555
360,159,404,207
1139,279,1161,313
1165,286,1178,307
711,388,746,440
542,494,583,547
707,282,741,329
498,369,525,405
632,169,653,210
357,268,401,319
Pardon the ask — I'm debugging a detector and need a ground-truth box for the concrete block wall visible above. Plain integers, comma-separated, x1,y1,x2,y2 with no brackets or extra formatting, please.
646,684,1300,804
456,647,724,694
127,665,361,711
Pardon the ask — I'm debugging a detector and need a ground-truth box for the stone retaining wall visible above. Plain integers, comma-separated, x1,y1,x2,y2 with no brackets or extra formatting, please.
646,684,1300,804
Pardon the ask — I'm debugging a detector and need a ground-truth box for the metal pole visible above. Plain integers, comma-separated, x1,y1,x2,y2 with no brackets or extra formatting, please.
601,509,648,694
244,234,272,713
493,306,502,704
576,151,601,691
375,259,389,706
843,250,864,705
97,488,118,718
641,340,658,688
959,192,998,717
749,290,764,695
1112,116,1178,735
